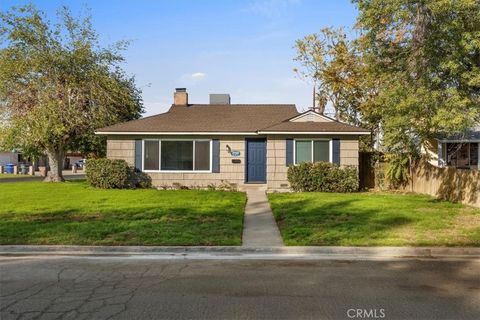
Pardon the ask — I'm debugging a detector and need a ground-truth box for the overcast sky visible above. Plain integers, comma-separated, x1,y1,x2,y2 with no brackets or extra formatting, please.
2,0,358,116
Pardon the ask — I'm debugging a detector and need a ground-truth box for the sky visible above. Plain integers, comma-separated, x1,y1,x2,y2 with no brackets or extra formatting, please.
1,0,359,116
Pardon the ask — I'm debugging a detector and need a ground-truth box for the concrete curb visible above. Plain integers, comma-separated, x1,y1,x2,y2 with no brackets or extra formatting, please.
1,245,479,260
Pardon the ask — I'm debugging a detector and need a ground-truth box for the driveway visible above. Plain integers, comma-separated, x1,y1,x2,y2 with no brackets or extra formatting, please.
1,257,478,320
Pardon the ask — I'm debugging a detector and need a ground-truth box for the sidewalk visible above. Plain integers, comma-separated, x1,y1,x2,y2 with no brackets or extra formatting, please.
242,188,283,247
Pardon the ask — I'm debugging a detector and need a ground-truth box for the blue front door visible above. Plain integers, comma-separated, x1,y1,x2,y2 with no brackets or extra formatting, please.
246,138,266,183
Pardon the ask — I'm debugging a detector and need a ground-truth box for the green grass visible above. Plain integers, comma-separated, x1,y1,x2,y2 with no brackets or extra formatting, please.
0,174,34,179
268,192,480,246
0,181,246,246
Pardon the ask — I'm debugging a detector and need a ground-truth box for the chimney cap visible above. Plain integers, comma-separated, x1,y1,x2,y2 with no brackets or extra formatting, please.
175,88,187,92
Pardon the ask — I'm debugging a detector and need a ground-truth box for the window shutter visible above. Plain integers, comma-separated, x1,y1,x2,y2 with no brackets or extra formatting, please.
438,142,445,167
286,139,294,166
134,139,142,171
332,139,340,165
212,139,220,173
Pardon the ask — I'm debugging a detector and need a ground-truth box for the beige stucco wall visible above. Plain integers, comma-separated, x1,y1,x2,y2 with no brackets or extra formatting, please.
106,135,360,191
107,135,246,189
106,139,135,166
266,135,359,191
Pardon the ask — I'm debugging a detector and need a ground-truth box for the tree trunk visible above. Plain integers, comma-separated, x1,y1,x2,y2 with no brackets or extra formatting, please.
44,147,65,182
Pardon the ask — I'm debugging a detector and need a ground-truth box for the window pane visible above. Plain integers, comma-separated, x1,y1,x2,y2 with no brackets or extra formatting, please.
195,141,210,170
144,141,159,171
295,141,311,163
313,141,330,162
161,141,193,170
457,143,470,168
446,143,459,166
470,143,478,166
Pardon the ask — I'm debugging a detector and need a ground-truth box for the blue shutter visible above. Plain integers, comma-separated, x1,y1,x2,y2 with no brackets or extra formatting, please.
212,139,220,173
286,139,294,166
134,140,142,171
438,142,445,167
332,139,340,165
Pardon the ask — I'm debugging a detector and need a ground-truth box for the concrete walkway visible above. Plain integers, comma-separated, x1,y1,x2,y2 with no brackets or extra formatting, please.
242,188,283,247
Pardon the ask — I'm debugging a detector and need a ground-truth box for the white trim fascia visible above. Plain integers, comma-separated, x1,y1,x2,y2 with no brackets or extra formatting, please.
329,139,333,163
97,130,370,136
289,111,335,122
259,131,370,135
96,131,256,136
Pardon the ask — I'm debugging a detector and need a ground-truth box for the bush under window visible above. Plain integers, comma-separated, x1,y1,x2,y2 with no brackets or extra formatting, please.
86,158,152,189
287,162,359,192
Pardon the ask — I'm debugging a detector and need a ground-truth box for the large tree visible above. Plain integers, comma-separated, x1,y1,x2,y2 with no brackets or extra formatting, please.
0,5,143,181
354,0,480,156
294,28,366,122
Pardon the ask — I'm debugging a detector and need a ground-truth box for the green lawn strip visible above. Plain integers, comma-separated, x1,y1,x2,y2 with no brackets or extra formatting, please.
0,174,35,179
268,192,480,246
0,181,246,246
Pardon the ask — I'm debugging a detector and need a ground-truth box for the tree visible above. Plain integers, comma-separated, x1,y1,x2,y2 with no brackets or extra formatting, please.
0,5,143,181
354,0,480,157
293,27,366,122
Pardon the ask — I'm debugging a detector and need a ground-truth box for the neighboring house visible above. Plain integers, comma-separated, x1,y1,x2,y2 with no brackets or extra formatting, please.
96,88,370,191
423,125,480,170
0,151,21,166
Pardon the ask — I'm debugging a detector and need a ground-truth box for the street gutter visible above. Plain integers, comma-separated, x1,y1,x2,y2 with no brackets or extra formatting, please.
1,245,479,261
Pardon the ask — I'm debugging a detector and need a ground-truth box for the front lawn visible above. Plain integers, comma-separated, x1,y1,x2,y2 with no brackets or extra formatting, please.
0,174,34,179
268,192,480,246
0,181,246,246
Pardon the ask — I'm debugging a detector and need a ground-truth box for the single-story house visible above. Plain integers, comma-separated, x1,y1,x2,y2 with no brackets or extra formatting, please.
96,88,370,191
423,124,480,170
0,151,22,166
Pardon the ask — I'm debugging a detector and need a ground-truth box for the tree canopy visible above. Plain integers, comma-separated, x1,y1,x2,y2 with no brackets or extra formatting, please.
0,5,143,181
294,0,480,161
355,0,480,155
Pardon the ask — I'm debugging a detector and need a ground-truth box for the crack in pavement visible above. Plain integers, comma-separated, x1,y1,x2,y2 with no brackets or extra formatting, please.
1,259,185,320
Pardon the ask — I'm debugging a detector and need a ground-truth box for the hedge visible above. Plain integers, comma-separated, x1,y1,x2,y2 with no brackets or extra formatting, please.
287,162,359,192
86,158,152,189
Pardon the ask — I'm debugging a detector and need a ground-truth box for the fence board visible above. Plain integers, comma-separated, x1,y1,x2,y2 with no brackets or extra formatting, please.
406,160,480,207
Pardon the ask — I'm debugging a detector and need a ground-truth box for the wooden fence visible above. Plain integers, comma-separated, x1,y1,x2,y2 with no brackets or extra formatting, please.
404,160,480,207
359,152,375,190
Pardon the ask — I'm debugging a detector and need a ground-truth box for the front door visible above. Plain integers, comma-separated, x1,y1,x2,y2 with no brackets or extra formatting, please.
246,138,266,183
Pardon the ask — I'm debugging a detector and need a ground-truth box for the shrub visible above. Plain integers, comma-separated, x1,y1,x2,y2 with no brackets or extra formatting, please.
131,170,152,189
384,153,410,188
287,162,359,192
86,158,152,189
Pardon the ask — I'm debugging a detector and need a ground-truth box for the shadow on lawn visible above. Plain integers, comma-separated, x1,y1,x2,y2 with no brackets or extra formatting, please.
274,198,414,245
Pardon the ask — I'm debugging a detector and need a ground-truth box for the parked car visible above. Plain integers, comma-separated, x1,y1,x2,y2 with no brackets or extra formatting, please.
74,159,87,169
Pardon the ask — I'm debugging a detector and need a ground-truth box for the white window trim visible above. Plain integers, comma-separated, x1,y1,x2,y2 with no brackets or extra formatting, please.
142,139,212,173
293,139,333,165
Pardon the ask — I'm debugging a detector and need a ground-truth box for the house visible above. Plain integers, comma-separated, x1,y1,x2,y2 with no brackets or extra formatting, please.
423,125,480,170
0,151,21,166
96,88,370,191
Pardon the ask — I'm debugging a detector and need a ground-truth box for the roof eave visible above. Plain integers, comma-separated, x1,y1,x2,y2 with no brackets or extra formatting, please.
96,130,370,136
258,131,371,135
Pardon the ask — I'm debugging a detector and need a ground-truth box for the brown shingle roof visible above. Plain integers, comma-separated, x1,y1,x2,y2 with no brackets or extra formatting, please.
260,120,370,133
97,104,299,133
96,104,369,134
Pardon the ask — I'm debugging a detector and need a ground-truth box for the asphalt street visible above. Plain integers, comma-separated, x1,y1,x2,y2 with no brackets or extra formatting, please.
0,257,479,320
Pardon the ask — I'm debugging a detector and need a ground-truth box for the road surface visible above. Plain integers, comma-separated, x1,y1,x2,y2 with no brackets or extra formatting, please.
1,256,479,320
